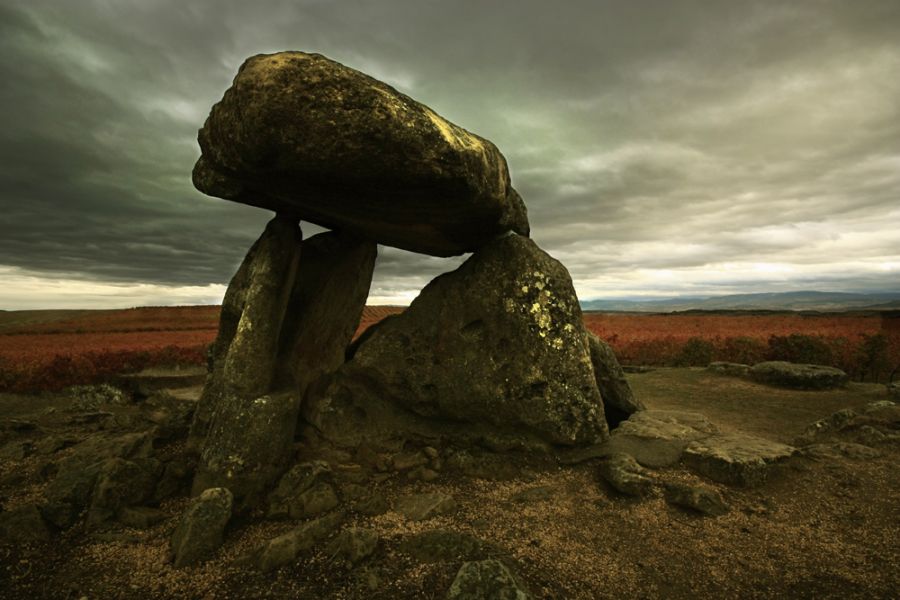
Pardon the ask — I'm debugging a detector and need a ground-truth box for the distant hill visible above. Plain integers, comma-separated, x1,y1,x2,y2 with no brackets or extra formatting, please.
581,291,900,313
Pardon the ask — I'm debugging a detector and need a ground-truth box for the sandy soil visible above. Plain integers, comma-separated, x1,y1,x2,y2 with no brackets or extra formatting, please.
1,369,898,599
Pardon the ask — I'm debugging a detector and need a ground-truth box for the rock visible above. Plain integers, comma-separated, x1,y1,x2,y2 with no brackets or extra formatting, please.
444,450,526,481
0,440,33,460
118,506,167,529
304,234,607,448
749,361,848,390
189,225,269,446
67,384,130,410
326,527,379,564
42,432,155,529
396,493,457,521
800,443,882,460
0,505,52,543
34,435,77,456
511,486,557,503
86,458,159,529
0,419,37,432
886,383,900,399
598,453,655,497
707,362,750,377
193,51,528,257
400,530,496,562
683,433,795,487
664,482,729,516
795,409,858,445
114,368,207,399
170,487,233,568
247,511,345,572
391,451,428,471
267,461,334,519
191,215,302,508
274,231,376,398
408,467,439,482
603,410,719,468
352,492,390,517
586,332,644,427
446,559,532,600
154,457,194,502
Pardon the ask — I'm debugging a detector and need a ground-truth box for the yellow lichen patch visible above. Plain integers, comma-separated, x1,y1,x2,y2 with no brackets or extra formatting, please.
424,109,485,153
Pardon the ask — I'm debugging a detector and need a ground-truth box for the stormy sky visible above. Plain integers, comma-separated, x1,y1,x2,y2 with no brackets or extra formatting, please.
1,0,898,309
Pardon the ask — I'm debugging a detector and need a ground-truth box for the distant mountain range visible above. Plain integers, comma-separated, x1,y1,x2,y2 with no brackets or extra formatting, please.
580,291,900,313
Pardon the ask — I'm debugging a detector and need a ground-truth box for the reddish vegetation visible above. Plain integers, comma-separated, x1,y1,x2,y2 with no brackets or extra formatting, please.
0,305,897,393
584,312,900,382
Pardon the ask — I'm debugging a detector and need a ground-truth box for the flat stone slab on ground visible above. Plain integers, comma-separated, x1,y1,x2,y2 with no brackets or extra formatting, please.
750,361,848,390
683,433,796,487
603,410,719,468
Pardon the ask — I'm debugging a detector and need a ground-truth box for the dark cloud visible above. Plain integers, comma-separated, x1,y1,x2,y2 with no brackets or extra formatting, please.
0,0,898,308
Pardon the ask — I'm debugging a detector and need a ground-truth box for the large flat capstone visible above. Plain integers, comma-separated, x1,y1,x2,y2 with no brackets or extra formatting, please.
193,51,529,257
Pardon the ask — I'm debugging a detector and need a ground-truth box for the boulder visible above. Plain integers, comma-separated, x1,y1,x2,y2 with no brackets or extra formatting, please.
267,461,335,519
603,410,719,468
0,504,52,543
707,362,750,377
304,234,607,448
683,433,796,487
598,453,655,497
170,487,233,568
245,511,345,572
446,560,532,600
586,332,644,427
118,506,167,529
664,482,729,516
86,457,160,529
274,231,376,397
193,51,528,257
749,361,848,390
42,432,155,529
325,527,379,564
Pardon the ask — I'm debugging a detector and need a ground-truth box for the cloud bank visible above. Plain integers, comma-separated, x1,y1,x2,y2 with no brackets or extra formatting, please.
1,0,898,309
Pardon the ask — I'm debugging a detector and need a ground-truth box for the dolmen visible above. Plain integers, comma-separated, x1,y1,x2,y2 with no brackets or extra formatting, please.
187,51,640,509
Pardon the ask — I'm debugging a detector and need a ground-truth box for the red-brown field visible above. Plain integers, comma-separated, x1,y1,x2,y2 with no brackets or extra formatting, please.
0,306,897,392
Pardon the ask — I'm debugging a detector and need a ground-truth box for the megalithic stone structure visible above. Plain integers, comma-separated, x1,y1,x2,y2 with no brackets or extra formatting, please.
188,50,637,510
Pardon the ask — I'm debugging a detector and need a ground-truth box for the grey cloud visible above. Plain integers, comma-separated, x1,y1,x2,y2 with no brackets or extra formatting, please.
0,0,898,305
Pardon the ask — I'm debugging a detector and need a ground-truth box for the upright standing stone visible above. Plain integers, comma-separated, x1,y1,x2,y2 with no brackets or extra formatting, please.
189,235,264,449
192,215,302,508
192,51,529,256
274,231,377,399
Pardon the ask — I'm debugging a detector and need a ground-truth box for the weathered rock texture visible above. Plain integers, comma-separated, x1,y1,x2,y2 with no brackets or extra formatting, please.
191,215,302,506
274,231,376,395
586,332,644,427
303,234,608,449
683,433,796,487
193,51,529,257
170,487,233,568
749,361,848,390
603,410,719,468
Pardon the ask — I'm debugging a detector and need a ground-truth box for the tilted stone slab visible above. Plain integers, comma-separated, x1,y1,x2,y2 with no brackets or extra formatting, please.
274,231,376,397
303,234,608,448
683,433,796,487
586,332,644,427
193,51,529,257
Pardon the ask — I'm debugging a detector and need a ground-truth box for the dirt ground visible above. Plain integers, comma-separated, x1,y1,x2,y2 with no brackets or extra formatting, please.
1,369,898,599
